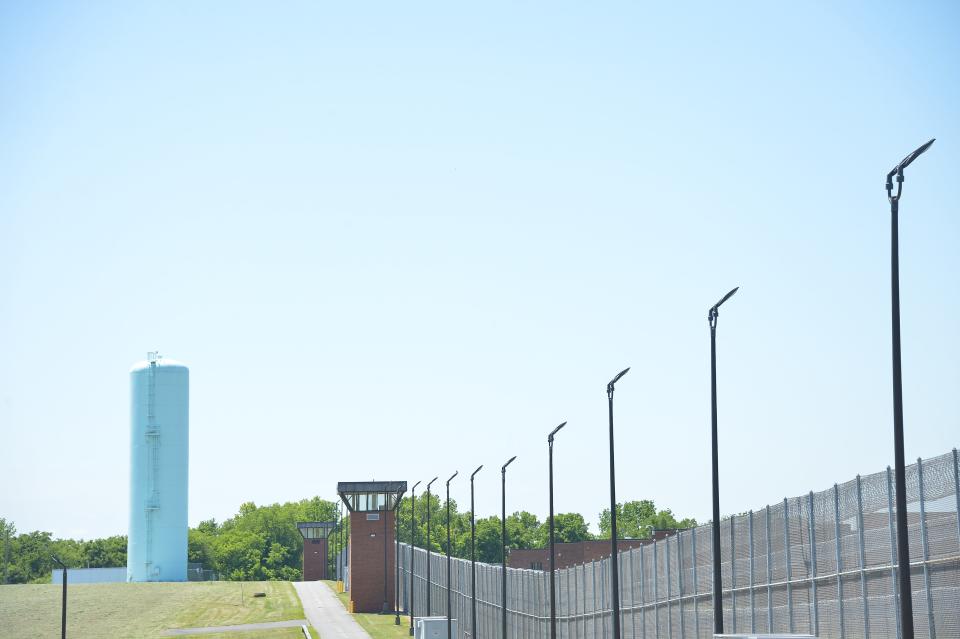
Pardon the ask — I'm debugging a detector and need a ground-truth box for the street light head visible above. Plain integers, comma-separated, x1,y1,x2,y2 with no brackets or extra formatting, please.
412,480,422,491
427,477,439,490
894,138,936,175
51,555,65,569
887,138,936,194
471,464,483,479
712,286,739,312
709,286,739,325
548,421,567,442
502,455,517,472
608,367,630,390
447,471,459,485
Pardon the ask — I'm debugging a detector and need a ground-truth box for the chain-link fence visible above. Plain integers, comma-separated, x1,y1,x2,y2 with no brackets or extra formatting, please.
398,449,960,638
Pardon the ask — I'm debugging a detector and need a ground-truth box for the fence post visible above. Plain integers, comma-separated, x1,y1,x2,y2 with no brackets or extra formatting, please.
808,490,819,637
617,561,626,632
730,516,736,635
886,466,901,639
654,540,660,639
690,528,697,639
749,510,755,634
677,532,685,639
917,457,936,639
955,449,960,553
856,474,870,639
574,565,580,639
641,540,647,639
592,560,598,639
629,550,637,639
582,563,588,639
765,506,773,633
833,484,845,639
784,498,794,634
520,569,524,639
666,533,673,639
600,560,607,639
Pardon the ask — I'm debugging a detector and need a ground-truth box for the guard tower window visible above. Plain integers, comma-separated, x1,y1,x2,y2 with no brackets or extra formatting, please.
337,481,406,514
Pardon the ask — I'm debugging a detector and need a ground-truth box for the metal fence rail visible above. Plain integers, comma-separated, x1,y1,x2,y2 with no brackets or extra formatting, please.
398,449,960,638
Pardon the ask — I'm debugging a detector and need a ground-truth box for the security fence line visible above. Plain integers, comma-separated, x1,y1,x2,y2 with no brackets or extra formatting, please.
398,448,960,639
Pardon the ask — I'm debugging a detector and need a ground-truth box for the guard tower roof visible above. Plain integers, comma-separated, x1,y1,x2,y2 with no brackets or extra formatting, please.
337,481,407,512
296,521,336,539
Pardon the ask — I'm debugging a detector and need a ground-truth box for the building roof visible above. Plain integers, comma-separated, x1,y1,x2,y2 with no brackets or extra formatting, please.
297,521,337,530
336,481,407,494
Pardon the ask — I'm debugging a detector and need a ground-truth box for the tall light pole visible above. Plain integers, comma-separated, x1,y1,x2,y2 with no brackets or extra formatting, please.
51,555,67,639
607,367,629,639
709,286,738,635
886,137,935,639
470,464,483,639
501,455,517,639
336,503,342,586
426,476,439,616
410,480,421,637
445,471,459,639
548,421,567,639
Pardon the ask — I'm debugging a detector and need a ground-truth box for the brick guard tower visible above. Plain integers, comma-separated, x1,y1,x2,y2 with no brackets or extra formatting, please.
337,481,407,613
297,521,336,581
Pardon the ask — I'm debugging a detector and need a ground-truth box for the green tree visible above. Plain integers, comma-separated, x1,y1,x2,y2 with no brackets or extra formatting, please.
537,513,592,546
505,511,541,550
81,535,127,568
194,496,338,581
598,500,696,539
1,518,15,584
474,517,504,564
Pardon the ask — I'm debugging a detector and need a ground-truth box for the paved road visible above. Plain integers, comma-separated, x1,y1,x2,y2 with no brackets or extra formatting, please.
293,581,372,639
164,619,308,635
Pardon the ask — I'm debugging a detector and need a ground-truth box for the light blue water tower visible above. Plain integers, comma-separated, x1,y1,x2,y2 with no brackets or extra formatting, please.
127,352,189,582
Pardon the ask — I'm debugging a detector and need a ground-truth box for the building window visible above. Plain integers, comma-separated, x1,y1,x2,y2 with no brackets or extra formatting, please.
530,561,543,570
367,513,380,521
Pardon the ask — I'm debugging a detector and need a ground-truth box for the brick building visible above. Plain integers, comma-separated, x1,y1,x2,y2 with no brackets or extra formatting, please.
297,521,335,581
337,481,407,614
507,530,684,571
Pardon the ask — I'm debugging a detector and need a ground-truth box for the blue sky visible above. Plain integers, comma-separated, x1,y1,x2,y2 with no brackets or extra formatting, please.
1,2,958,540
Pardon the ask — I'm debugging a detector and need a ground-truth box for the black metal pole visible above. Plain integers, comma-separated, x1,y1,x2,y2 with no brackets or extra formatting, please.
708,286,738,636
890,193,915,639
607,368,628,639
337,503,343,586
52,555,66,639
710,312,723,635
501,456,516,639
380,501,390,615
396,496,402,625
426,476,438,617
886,138,934,639
548,422,566,639
470,465,482,639
410,480,421,637
446,472,458,639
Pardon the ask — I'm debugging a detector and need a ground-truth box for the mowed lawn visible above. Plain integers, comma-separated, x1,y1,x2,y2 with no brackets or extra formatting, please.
0,580,309,639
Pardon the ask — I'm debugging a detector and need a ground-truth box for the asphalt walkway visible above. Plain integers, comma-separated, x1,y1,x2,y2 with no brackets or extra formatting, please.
164,619,308,635
293,580,372,639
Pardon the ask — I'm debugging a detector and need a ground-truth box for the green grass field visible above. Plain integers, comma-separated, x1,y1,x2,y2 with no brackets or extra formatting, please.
0,580,311,638
327,581,409,639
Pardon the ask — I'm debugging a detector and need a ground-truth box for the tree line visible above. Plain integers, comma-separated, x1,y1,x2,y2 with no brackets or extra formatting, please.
0,517,126,584
1,498,694,584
